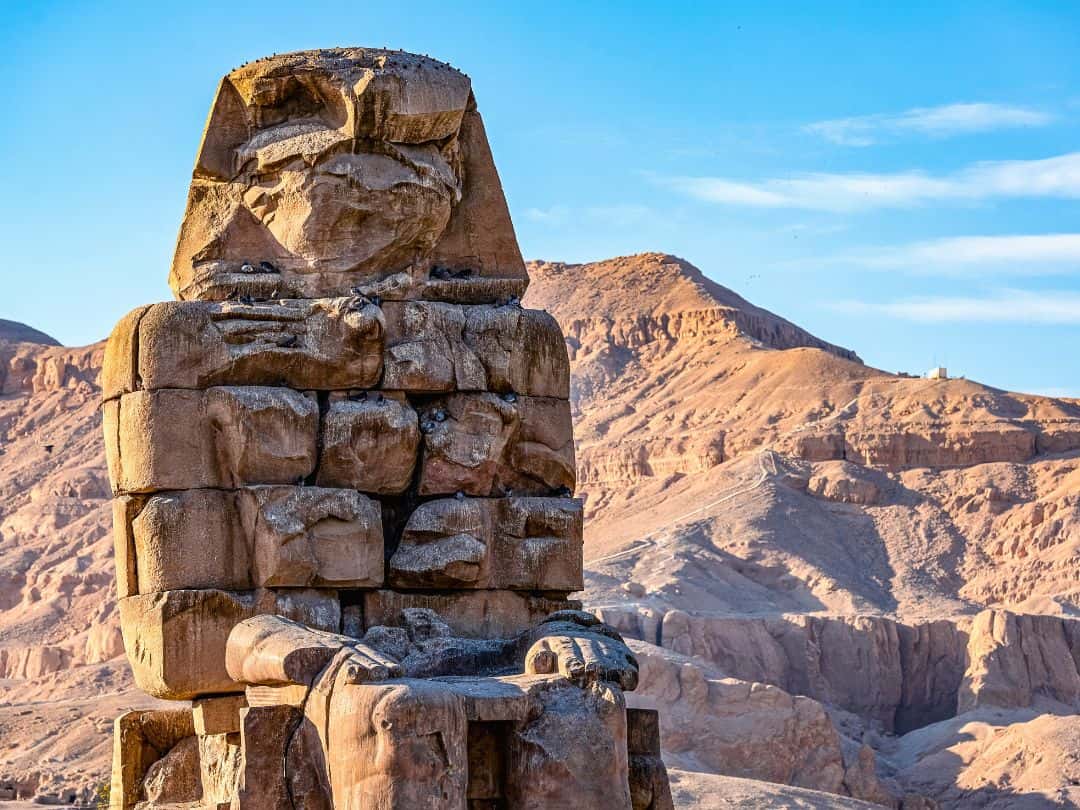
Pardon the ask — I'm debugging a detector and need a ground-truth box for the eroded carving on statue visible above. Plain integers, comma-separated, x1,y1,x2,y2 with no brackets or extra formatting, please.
103,47,670,809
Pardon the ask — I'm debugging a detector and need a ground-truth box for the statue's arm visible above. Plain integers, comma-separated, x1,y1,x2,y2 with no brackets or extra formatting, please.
226,614,402,687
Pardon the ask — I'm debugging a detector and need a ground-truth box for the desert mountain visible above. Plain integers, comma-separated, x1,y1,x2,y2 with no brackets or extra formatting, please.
0,321,59,347
0,252,1078,805
524,253,1080,807
526,253,1080,621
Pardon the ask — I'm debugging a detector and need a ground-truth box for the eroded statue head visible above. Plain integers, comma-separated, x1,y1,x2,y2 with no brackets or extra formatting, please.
170,48,526,302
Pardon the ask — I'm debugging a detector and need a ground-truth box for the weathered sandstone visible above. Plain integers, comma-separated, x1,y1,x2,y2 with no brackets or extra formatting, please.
104,387,318,493
100,46,649,810
119,587,340,698
389,496,582,590
959,609,1080,712
418,393,575,496
382,302,569,397
316,395,419,493
113,486,383,594
658,611,968,733
103,298,384,399
110,708,195,810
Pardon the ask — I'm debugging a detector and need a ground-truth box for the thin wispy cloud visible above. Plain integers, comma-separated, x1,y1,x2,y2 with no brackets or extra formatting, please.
835,233,1080,276
662,151,1080,212
524,204,656,227
807,102,1054,146
834,289,1080,324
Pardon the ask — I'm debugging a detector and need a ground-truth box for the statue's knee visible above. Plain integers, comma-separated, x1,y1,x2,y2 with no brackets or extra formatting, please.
370,682,461,735
329,680,468,801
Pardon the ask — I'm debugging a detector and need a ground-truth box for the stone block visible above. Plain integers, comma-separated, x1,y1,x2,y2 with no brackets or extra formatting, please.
505,679,632,809
380,302,569,397
381,301,485,392
101,298,384,399
235,705,331,810
245,683,311,708
105,387,318,494
116,491,251,594
101,305,151,402
417,393,575,496
193,695,247,736
116,487,382,593
198,732,242,806
111,497,139,599
244,486,383,590
316,395,419,493
119,588,340,699
141,736,202,805
389,496,582,591
363,590,576,640
110,708,195,810
627,707,675,810
463,305,570,399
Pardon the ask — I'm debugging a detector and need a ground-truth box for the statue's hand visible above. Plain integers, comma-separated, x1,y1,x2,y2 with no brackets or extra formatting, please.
525,629,638,691
340,643,403,684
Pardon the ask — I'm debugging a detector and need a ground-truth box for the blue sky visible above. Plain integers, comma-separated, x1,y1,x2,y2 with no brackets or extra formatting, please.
4,1,1079,396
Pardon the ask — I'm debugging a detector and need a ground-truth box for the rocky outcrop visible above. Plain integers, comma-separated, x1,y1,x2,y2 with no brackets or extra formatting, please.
658,611,967,733
781,424,1047,470
597,608,970,735
808,461,884,506
627,641,897,805
634,642,839,787
528,255,860,363
0,645,72,679
959,610,1080,712
578,434,725,484
610,605,1080,746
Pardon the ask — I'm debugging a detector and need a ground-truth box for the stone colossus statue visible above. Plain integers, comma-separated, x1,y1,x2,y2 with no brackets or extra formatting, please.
102,48,672,809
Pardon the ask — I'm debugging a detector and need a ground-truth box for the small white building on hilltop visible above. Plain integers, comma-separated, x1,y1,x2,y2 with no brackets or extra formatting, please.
927,366,948,380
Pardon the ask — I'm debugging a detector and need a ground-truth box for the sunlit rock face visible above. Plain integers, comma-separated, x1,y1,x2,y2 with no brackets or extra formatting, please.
170,48,527,303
